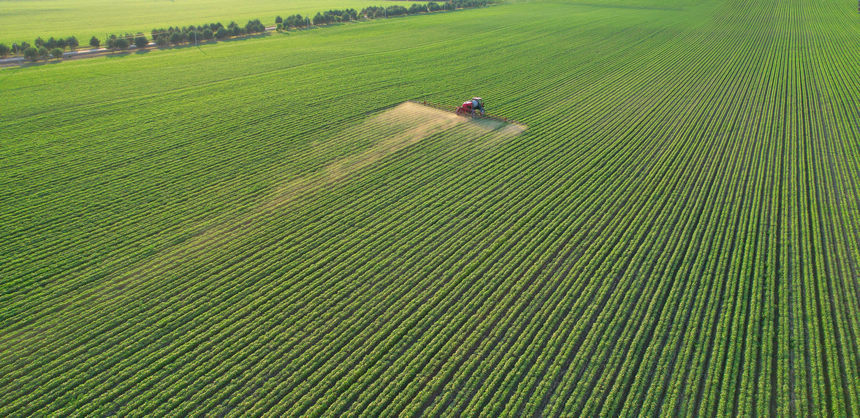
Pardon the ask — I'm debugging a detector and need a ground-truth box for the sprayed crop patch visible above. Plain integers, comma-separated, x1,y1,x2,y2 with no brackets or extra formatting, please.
83,101,525,307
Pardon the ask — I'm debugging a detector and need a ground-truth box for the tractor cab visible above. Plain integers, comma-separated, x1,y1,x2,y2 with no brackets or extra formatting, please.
471,97,485,115
456,97,486,116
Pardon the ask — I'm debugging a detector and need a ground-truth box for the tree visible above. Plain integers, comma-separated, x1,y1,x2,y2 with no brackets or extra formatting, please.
114,38,129,50
215,27,230,39
169,32,184,45
37,46,49,59
275,15,283,24
228,21,242,36
51,48,63,59
90,36,100,48
361,6,385,18
385,5,408,16
284,14,304,28
0,43,9,58
66,36,79,51
134,36,148,48
245,19,265,33
15,42,30,54
23,47,38,61
313,12,326,25
202,28,214,40
45,37,57,49
156,34,170,47
35,37,45,47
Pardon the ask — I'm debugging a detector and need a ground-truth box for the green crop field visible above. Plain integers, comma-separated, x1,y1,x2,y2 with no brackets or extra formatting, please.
1,0,858,415
0,0,415,42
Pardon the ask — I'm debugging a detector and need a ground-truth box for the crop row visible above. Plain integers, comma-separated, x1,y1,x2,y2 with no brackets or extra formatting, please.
1,0,858,414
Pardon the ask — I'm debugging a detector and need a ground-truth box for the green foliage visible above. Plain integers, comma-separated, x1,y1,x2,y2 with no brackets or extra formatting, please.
156,34,170,47
228,21,243,36
66,36,79,51
0,0,418,41
134,36,149,49
22,46,37,60
245,19,266,34
50,47,63,59
312,12,326,25
114,37,129,50
385,5,408,16
283,14,307,28
169,31,184,45
0,0,858,416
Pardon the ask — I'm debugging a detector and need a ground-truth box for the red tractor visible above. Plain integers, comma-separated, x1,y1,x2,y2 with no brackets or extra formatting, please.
456,97,485,116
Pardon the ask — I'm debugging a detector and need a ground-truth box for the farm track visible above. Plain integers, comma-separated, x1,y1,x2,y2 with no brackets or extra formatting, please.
1,0,858,415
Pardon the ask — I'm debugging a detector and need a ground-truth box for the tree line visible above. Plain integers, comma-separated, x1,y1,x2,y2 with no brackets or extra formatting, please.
275,0,490,29
97,20,268,52
0,19,268,61
0,36,80,61
147,20,267,48
0,0,492,61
